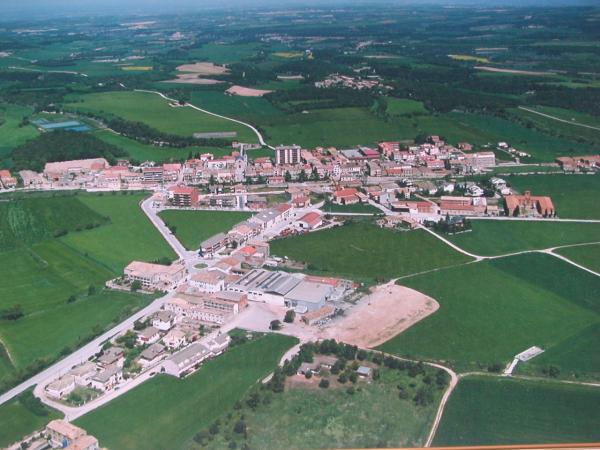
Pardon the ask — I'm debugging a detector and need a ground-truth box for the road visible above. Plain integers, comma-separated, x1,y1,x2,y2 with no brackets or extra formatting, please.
134,89,273,149
518,106,600,132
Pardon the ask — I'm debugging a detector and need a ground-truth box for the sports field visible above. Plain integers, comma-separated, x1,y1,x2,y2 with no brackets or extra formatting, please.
270,223,472,284
66,91,258,142
444,220,600,256
158,210,252,250
507,174,600,219
76,334,297,450
0,390,61,448
379,253,600,371
433,376,600,445
556,243,600,273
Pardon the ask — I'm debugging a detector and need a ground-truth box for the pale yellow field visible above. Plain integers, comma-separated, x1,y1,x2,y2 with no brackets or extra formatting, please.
121,66,153,71
273,51,305,58
448,54,490,63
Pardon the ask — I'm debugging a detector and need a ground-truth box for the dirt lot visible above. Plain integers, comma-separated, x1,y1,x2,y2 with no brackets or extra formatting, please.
164,74,224,84
226,85,273,97
319,282,439,348
176,62,230,75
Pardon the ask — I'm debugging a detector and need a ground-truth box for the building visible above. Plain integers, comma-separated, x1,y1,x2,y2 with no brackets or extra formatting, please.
190,270,226,292
124,261,187,291
162,342,212,377
138,343,166,367
163,329,188,349
46,420,87,448
297,211,323,230
302,305,336,325
90,364,123,391
284,280,333,312
0,169,17,189
137,326,161,345
356,366,372,377
228,269,302,306
505,191,555,217
97,347,124,368
333,188,360,205
439,196,487,216
43,158,109,181
169,186,199,207
200,233,228,257
152,310,177,331
46,375,76,399
275,145,301,165
556,155,600,172
142,167,164,184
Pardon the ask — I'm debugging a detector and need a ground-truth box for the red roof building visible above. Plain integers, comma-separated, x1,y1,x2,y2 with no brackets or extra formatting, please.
505,191,555,217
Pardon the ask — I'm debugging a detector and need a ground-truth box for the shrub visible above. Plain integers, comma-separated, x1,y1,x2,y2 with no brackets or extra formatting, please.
319,378,330,389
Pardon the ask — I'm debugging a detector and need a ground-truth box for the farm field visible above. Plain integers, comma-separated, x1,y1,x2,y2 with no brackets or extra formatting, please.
507,174,600,219
75,333,297,450
65,91,257,142
61,193,176,273
199,366,443,450
0,103,39,162
556,243,600,273
185,43,263,64
379,253,600,371
0,390,61,449
433,377,600,446
443,220,600,256
158,210,252,250
189,90,282,122
384,97,429,116
270,222,472,284
94,131,232,163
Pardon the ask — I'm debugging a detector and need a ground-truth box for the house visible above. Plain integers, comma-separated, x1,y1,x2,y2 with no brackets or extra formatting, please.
301,305,336,325
163,329,188,349
138,343,166,367
333,187,359,205
97,347,125,368
137,326,161,345
69,435,99,450
190,270,226,293
46,420,87,448
356,366,372,378
297,362,319,375
505,191,555,217
152,310,177,331
68,361,98,386
202,333,231,355
162,342,212,377
297,211,323,230
46,375,76,399
124,261,187,291
90,364,123,391
0,169,17,189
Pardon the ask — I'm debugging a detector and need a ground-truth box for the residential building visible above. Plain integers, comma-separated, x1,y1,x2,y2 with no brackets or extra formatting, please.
275,145,301,165
333,187,360,205
163,329,188,349
152,310,177,331
142,166,164,185
138,343,166,367
90,364,123,391
505,191,555,217
162,342,212,377
137,326,160,345
169,186,199,207
0,169,17,189
190,270,226,293
46,375,76,399
124,261,187,291
97,347,125,368
46,420,86,448
43,158,109,181
200,233,228,257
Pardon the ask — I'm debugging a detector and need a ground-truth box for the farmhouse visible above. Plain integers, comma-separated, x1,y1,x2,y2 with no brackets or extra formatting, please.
124,261,187,290
505,191,555,217
46,375,76,399
556,155,600,172
301,305,336,325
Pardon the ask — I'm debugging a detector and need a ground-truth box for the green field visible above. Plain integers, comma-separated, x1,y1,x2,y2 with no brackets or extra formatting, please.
508,174,600,219
379,253,600,371
200,366,443,450
158,210,252,250
65,91,257,142
556,243,600,273
270,222,472,284
185,43,262,64
385,97,428,116
0,390,61,448
189,90,282,123
61,193,176,273
444,220,600,256
0,103,39,162
433,377,600,446
76,333,297,450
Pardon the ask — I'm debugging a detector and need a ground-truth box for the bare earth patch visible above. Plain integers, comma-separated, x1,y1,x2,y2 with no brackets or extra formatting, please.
474,66,555,76
176,62,230,75
320,282,439,348
226,85,273,97
163,74,225,85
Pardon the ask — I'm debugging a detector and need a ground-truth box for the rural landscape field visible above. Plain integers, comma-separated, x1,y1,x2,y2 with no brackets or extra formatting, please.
0,0,599,449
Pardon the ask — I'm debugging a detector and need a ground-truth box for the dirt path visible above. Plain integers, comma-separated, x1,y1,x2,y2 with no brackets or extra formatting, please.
518,106,600,132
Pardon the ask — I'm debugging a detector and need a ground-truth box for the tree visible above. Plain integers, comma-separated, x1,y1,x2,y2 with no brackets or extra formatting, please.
130,280,142,292
298,169,307,182
319,378,330,389
337,372,348,384
209,175,216,185
414,387,434,407
87,285,96,296
284,310,295,323
284,171,292,182
209,421,220,435
1,304,24,321
67,295,77,304
269,320,282,331
233,420,247,434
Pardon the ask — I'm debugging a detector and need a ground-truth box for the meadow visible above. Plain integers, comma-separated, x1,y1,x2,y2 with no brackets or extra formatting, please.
158,210,252,250
270,222,472,284
443,220,600,256
0,103,39,163
185,43,263,64
189,90,282,123
75,333,297,450
507,174,600,219
433,377,600,445
556,243,600,273
379,253,600,371
0,390,61,448
65,91,258,142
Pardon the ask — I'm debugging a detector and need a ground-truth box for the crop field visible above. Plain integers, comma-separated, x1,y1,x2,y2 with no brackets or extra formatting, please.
507,174,600,219
379,253,600,371
185,43,263,64
270,222,472,284
0,104,39,162
61,193,176,273
200,366,443,450
556,243,600,273
65,91,258,142
76,334,297,450
158,210,252,250
384,97,428,116
433,377,600,445
189,90,282,122
443,220,600,256
94,131,232,163
0,390,61,448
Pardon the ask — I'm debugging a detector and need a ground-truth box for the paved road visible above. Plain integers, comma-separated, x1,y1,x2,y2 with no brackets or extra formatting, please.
134,89,273,149
418,224,484,261
469,216,600,223
140,196,189,259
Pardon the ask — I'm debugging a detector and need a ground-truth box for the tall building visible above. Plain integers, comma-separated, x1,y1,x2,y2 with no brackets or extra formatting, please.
275,145,301,165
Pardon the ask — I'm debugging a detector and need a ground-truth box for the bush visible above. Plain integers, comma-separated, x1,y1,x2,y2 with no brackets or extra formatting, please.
233,420,246,434
269,320,282,331
284,309,296,323
1,304,24,321
19,391,48,417
319,378,330,389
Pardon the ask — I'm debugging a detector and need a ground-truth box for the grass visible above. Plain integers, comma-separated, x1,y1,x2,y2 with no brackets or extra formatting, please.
433,376,600,446
556,243,600,273
60,193,176,273
0,389,61,448
186,43,262,64
75,333,297,450
379,253,600,371
385,97,428,116
189,90,282,122
65,91,257,142
270,222,472,284
443,220,600,256
200,366,443,450
0,103,39,163
158,210,252,250
508,174,600,219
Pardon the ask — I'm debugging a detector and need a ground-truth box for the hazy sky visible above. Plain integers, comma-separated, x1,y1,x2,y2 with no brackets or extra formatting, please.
2,0,596,20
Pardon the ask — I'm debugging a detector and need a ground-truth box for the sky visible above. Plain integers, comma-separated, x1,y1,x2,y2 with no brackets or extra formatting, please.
2,0,596,20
